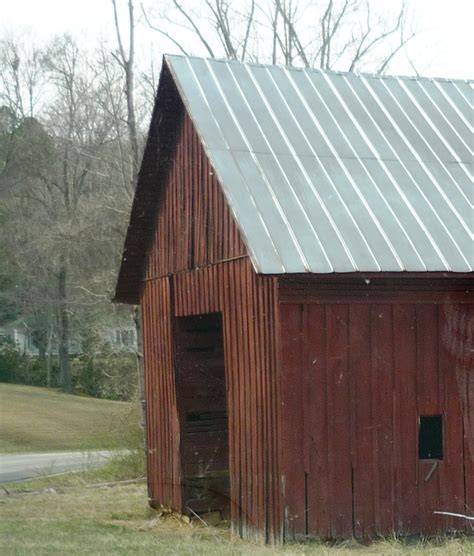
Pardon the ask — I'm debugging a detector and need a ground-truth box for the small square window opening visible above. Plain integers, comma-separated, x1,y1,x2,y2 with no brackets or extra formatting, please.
418,415,443,460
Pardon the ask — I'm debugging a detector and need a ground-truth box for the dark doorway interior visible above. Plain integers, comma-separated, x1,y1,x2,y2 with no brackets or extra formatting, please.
174,313,230,516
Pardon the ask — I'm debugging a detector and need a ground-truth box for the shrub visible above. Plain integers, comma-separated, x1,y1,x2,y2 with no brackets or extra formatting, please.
0,338,61,388
72,352,138,401
19,356,60,387
0,337,138,402
0,336,22,382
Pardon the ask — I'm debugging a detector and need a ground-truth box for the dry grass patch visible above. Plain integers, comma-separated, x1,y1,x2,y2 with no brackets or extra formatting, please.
1,480,472,556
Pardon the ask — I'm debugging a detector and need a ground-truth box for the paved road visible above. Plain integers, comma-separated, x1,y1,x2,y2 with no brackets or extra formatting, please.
0,451,114,483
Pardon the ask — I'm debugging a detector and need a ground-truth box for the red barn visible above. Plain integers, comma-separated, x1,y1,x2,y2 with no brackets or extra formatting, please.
115,56,473,543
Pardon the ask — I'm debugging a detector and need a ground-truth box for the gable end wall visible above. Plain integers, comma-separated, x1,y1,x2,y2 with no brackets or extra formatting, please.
144,110,247,281
139,108,282,542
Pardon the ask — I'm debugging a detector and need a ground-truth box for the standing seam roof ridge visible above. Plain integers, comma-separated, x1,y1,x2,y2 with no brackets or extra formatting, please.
182,56,285,273
241,63,337,272
164,55,474,274
302,69,405,270
243,63,338,272
320,71,428,271
359,74,467,269
213,59,315,273
262,66,358,271
165,54,473,85
281,66,385,271
200,57,304,271
375,77,472,254
413,80,472,158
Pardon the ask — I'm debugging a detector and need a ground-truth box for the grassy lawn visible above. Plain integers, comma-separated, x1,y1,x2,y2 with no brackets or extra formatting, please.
0,383,140,453
0,384,472,554
1,475,473,556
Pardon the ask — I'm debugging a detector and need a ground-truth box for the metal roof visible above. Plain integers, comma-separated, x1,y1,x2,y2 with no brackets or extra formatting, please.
166,55,473,274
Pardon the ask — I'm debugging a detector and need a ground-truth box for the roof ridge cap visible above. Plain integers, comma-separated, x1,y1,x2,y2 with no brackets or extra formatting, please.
164,54,473,84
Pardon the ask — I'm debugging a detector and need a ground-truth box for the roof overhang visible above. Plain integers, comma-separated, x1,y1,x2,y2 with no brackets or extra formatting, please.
115,55,473,304
114,58,183,304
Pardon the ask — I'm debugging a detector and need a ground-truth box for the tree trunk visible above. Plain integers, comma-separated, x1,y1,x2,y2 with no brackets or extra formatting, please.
38,341,46,361
46,322,53,388
58,255,72,392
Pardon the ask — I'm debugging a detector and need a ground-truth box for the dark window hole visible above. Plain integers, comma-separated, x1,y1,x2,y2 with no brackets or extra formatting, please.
418,414,443,460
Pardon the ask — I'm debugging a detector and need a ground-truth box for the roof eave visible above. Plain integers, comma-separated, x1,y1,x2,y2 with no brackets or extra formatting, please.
114,57,184,305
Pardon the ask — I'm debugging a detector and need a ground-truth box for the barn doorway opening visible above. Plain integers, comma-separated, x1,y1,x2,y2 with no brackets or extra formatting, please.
174,312,230,517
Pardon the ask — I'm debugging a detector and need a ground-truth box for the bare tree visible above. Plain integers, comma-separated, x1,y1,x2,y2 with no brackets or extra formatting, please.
142,0,258,62
110,0,147,415
1,35,137,393
142,0,416,74
0,37,45,120
111,0,140,185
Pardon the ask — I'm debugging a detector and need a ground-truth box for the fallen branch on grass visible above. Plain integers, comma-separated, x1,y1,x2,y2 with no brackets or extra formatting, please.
187,506,208,527
85,477,146,488
1,477,146,497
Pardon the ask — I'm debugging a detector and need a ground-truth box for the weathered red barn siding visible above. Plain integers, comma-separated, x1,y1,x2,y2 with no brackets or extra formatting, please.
140,102,282,540
145,110,246,280
141,277,182,512
279,277,473,540
118,57,473,545
140,260,282,542
136,79,472,543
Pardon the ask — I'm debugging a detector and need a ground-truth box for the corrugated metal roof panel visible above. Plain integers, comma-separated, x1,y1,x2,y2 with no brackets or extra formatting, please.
166,55,473,274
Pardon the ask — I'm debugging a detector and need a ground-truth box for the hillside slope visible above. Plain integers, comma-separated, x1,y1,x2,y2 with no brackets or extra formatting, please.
0,383,138,453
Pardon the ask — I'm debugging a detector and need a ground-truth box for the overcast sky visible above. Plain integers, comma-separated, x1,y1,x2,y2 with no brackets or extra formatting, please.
2,0,473,79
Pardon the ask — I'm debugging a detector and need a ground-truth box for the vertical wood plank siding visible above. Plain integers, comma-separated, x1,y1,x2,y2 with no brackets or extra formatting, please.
141,277,182,512
137,90,472,542
144,110,246,280
139,104,282,541
280,298,473,540
141,259,282,542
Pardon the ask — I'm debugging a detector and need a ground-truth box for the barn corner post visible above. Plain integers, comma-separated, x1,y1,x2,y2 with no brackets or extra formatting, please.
216,260,283,543
267,273,284,544
254,271,284,544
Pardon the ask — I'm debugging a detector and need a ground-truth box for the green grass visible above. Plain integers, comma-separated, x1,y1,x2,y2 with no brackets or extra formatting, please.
1,384,472,554
0,383,141,453
1,477,472,555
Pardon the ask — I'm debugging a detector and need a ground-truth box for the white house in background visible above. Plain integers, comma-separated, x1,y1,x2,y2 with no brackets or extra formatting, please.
105,327,138,353
0,326,39,355
0,324,137,355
